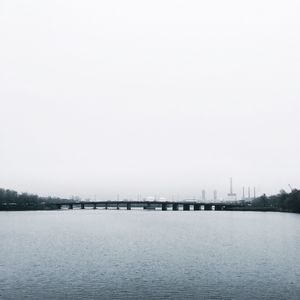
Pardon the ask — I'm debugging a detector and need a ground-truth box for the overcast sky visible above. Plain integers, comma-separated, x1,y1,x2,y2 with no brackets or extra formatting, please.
0,1,299,200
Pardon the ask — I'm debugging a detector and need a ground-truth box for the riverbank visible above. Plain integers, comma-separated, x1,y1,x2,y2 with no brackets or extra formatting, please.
1,187,300,213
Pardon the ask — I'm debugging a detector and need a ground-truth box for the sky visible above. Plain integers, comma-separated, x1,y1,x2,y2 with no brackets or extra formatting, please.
0,1,300,200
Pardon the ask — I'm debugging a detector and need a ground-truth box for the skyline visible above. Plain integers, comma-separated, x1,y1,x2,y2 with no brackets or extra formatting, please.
0,179,281,202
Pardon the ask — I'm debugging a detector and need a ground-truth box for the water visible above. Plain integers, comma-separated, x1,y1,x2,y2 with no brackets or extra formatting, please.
0,210,299,299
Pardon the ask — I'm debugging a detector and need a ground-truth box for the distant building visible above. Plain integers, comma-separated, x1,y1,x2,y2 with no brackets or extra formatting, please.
202,190,206,201
213,190,217,201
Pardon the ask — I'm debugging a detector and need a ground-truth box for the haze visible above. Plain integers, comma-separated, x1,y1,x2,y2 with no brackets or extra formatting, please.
0,1,299,200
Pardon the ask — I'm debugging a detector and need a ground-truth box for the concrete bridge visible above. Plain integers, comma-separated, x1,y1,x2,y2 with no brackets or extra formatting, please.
55,201,243,211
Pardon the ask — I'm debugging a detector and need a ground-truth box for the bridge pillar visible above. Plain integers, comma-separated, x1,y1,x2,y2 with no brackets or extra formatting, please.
68,204,73,209
172,203,179,211
80,203,85,209
105,203,108,210
117,203,119,210
93,203,97,209
183,204,190,211
127,203,131,210
162,203,168,211
194,204,201,211
214,205,222,211
204,204,211,210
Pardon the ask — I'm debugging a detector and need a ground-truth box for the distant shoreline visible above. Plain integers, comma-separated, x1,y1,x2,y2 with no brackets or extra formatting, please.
0,207,298,213
1,188,300,213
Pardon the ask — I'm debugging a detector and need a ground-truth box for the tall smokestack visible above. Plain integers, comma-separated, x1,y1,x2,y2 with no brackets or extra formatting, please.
242,187,245,200
248,187,251,199
227,177,237,200
253,187,256,199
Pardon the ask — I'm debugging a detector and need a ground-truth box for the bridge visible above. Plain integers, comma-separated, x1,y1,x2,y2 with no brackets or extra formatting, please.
55,201,244,211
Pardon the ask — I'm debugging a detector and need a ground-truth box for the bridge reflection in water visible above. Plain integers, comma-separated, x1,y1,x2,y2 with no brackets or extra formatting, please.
55,201,243,211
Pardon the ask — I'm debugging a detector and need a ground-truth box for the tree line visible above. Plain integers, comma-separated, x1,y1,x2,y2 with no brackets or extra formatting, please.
252,189,300,213
0,188,70,210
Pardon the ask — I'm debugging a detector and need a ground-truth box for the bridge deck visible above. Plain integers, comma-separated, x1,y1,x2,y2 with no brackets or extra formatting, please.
54,201,244,211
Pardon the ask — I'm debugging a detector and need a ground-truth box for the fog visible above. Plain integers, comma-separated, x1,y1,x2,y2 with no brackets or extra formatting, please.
0,1,299,200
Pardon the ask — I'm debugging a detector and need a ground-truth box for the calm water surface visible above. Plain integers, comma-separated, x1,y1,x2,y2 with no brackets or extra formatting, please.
0,210,299,299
